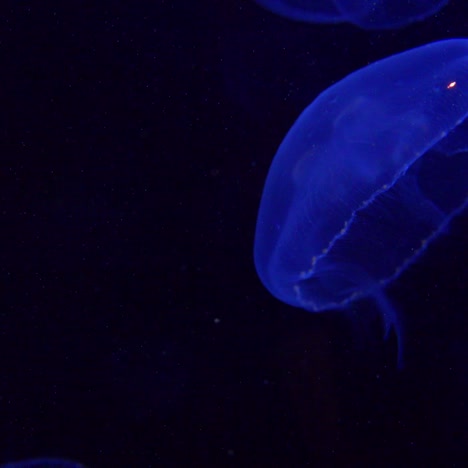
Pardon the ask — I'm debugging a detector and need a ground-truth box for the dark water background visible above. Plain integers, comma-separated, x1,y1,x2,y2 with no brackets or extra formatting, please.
0,1,466,466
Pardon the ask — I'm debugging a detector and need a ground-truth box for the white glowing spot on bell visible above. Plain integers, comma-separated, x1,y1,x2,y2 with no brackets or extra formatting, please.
446,81,456,89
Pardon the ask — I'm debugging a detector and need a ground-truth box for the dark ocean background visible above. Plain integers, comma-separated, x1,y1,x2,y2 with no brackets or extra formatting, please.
0,1,466,466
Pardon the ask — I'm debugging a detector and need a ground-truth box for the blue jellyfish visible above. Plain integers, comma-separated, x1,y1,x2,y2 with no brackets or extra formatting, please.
0,459,86,468
254,39,468,361
254,0,449,29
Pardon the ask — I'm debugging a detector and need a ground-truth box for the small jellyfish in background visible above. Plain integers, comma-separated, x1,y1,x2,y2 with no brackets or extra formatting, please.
254,39,468,364
0,458,86,468
253,0,449,29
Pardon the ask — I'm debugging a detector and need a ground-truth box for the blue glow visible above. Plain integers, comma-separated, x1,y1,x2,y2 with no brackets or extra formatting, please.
0,458,85,468
254,0,449,29
254,39,468,355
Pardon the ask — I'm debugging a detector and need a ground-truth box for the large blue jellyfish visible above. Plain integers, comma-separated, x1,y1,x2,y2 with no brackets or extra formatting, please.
254,39,468,360
254,0,449,29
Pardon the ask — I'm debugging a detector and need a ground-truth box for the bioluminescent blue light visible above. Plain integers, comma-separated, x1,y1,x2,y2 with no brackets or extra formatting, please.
0,459,86,468
254,0,449,29
254,39,468,350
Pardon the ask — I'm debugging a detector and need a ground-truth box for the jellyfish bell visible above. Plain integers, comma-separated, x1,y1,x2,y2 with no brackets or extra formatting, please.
254,39,468,365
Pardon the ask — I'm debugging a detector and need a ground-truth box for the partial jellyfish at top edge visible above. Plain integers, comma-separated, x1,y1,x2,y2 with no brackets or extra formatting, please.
253,0,449,30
